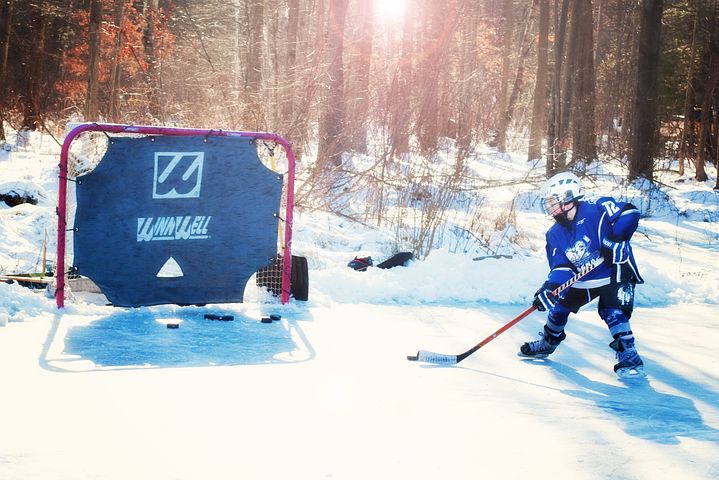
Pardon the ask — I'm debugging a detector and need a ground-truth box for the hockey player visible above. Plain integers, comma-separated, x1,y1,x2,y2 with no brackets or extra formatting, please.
519,172,645,377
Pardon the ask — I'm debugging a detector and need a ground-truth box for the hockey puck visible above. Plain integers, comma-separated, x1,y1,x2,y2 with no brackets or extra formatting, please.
166,323,179,329
269,314,282,321
205,314,234,321
261,317,273,323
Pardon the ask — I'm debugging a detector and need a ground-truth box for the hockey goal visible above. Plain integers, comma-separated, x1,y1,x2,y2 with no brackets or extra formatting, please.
56,123,297,308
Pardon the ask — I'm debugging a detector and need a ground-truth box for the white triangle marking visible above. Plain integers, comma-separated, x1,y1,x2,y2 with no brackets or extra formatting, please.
156,257,184,278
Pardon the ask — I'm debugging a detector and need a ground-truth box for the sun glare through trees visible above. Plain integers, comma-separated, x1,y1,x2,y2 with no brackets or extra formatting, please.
373,0,407,24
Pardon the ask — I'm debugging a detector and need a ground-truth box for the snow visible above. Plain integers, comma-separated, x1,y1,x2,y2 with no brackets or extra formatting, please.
1,127,719,479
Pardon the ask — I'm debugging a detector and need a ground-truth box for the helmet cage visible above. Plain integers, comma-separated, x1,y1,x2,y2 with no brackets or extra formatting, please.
543,191,576,216
540,172,584,217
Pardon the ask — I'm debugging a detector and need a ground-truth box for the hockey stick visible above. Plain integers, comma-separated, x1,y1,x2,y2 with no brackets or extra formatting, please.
407,257,604,365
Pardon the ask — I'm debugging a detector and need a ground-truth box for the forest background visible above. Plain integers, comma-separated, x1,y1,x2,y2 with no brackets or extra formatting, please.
0,0,718,254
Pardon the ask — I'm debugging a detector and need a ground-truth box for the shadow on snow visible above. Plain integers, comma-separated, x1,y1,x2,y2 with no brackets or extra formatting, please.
548,361,719,445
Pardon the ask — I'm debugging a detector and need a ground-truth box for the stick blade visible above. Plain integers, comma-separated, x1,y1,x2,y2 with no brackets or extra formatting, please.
407,350,458,365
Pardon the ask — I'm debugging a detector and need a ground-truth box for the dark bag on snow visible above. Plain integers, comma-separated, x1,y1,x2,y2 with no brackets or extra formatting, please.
376,252,413,269
347,252,413,272
348,256,373,272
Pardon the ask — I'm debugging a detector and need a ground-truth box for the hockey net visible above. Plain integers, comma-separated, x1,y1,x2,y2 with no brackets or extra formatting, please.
56,123,296,308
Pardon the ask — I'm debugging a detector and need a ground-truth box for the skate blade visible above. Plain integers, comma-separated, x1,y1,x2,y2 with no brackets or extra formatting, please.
517,351,550,359
616,364,646,378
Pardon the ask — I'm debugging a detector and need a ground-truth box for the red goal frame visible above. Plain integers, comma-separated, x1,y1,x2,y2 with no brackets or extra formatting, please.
56,123,296,308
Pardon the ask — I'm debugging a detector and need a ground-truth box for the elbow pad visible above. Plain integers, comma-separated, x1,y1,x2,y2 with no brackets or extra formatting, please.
610,204,640,241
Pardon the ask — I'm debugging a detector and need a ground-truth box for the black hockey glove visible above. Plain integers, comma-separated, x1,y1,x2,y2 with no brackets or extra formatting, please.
532,283,559,312
601,237,630,264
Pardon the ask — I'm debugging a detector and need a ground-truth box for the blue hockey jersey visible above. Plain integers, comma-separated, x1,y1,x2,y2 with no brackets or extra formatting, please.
545,197,644,289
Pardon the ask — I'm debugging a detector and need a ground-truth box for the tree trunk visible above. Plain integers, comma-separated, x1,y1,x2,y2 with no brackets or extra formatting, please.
495,0,514,152
286,0,325,165
695,15,719,182
85,0,103,121
715,85,719,190
108,0,126,123
457,0,480,154
617,3,640,149
317,0,349,168
528,0,549,161
496,1,537,154
570,0,597,167
547,0,570,175
233,2,244,100
0,0,14,141
678,4,699,177
22,0,46,131
267,3,280,127
389,2,414,158
0,0,11,86
282,0,300,130
629,0,663,181
416,1,452,155
594,0,603,67
350,0,373,153
560,1,576,151
142,0,161,121
246,0,264,105
694,78,715,182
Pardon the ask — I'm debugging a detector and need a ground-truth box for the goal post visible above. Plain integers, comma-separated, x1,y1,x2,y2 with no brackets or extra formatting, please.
56,123,296,308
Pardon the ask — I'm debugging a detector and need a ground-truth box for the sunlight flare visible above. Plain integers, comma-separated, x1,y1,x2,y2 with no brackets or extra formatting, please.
374,0,407,24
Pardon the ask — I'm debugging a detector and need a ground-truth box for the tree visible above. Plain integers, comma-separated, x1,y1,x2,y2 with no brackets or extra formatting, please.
388,0,415,158
0,0,14,141
559,0,575,153
348,0,373,154
317,0,349,168
415,0,454,154
547,0,570,175
495,0,514,153
85,0,103,121
594,0,639,155
22,0,46,131
107,0,127,123
281,0,300,132
629,0,664,181
143,0,161,120
678,3,699,177
245,0,264,129
455,0,479,154
528,0,549,161
496,1,538,155
0,0,706,206
694,4,719,182
715,74,719,190
569,0,597,167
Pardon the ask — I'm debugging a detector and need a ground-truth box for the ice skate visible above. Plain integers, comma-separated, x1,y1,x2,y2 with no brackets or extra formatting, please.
519,328,566,358
610,333,646,378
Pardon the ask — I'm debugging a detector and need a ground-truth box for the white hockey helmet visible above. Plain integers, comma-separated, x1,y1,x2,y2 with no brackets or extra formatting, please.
541,172,585,216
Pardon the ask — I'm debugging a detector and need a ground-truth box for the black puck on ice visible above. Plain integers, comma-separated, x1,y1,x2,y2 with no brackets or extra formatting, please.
205,314,234,321
261,317,273,323
166,323,179,329
269,314,282,321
